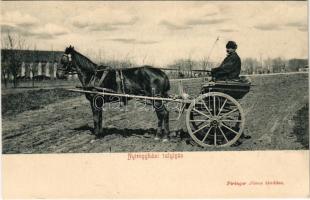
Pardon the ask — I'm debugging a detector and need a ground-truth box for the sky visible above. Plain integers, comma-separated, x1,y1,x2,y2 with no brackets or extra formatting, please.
1,1,308,66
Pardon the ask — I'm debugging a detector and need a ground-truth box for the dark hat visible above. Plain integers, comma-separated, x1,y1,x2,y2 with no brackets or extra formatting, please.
226,41,237,49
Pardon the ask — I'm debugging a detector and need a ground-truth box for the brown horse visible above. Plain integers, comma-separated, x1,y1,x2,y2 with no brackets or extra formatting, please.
57,46,170,141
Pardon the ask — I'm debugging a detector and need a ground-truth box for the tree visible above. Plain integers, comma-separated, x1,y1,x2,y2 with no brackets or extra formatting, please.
271,57,286,73
1,57,9,88
263,57,273,73
1,48,10,88
1,31,28,87
242,58,260,74
287,58,308,72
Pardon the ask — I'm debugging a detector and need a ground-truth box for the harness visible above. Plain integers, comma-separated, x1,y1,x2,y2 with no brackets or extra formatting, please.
89,68,108,87
61,53,126,94
89,68,125,94
115,69,125,94
59,53,77,75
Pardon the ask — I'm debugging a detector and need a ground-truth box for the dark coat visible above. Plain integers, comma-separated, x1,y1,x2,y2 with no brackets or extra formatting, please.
211,52,241,80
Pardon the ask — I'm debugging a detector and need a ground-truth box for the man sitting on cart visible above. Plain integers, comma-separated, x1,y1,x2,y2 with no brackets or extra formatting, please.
211,41,241,80
211,41,251,145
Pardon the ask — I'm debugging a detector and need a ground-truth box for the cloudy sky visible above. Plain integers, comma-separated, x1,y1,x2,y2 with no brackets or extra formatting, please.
1,1,308,66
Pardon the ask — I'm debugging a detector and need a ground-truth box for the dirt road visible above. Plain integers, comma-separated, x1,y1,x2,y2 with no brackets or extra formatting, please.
2,73,308,153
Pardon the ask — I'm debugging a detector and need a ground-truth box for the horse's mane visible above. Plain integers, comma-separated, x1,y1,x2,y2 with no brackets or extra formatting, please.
74,50,97,67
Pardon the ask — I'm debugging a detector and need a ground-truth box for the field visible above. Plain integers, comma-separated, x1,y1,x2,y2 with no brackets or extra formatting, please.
1,73,309,153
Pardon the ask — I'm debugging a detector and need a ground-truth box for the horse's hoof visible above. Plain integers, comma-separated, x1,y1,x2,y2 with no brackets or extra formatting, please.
162,138,169,143
94,131,104,138
154,137,160,141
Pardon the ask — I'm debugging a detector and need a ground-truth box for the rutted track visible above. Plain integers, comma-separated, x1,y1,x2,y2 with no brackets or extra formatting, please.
2,73,308,153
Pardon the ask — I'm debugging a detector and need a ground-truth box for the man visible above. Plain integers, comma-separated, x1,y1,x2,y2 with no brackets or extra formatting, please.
211,41,241,80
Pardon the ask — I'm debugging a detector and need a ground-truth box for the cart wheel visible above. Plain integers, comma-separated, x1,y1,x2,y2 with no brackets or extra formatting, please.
186,92,245,147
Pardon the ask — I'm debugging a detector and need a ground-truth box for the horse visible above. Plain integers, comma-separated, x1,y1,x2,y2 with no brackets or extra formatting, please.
56,46,171,141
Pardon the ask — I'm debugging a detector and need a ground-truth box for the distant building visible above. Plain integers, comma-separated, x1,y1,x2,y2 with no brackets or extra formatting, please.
287,58,308,72
1,49,64,80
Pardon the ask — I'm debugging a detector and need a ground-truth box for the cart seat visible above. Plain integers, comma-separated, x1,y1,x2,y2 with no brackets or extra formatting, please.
201,78,251,99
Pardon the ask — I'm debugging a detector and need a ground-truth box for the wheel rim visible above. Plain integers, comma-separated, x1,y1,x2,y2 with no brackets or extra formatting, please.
186,92,245,147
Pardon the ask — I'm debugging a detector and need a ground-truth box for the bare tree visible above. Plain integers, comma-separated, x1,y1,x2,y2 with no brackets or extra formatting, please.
1,31,28,87
1,54,10,88
242,58,260,74
1,39,10,88
271,57,286,73
201,57,208,70
186,53,193,77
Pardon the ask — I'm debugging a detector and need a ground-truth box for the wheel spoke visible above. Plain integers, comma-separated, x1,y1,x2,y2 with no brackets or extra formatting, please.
193,108,212,119
221,116,237,120
221,119,242,122
202,127,212,143
201,99,213,116
195,121,204,127
219,108,238,119
218,126,229,143
208,94,211,112
189,119,211,122
218,97,221,114
221,123,239,135
214,128,217,146
192,123,210,134
213,95,216,116
217,99,227,117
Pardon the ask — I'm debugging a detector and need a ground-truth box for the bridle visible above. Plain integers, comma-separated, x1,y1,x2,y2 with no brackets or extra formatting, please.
58,53,77,75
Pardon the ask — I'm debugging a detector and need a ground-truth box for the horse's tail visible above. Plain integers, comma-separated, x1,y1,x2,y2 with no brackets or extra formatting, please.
163,73,170,98
165,75,171,92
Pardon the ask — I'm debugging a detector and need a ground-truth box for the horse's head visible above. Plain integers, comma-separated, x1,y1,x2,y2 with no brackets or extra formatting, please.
56,45,76,79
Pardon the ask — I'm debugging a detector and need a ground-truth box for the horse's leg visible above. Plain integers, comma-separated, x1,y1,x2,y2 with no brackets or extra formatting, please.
91,103,99,135
155,104,170,142
153,99,170,142
154,106,170,142
90,97,103,136
98,109,103,134
162,105,170,142
153,100,164,140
